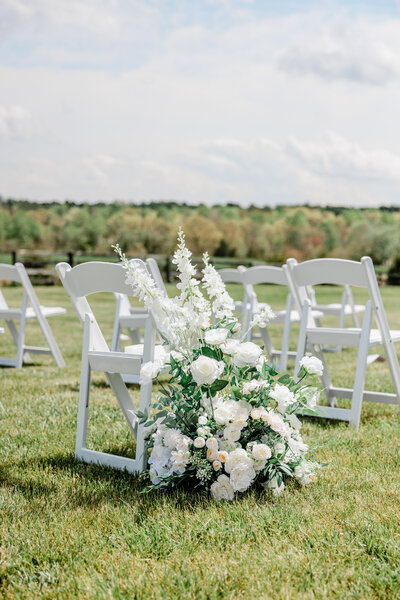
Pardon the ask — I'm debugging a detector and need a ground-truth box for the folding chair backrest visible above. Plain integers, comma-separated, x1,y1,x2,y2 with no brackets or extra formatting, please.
56,261,139,351
0,264,22,284
146,258,168,296
218,268,244,285
241,265,288,287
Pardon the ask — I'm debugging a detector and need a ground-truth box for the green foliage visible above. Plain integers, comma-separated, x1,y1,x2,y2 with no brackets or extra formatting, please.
1,199,400,267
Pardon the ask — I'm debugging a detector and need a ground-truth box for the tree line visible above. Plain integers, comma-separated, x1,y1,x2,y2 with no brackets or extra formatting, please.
1,198,400,269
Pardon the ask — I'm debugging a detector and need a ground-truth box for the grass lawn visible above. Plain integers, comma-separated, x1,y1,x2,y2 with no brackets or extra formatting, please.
0,282,399,599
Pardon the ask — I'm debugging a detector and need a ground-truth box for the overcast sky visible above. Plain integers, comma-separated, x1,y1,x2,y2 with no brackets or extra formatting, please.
1,0,400,207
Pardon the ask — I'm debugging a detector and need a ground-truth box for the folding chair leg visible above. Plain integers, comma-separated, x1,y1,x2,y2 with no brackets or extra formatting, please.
76,361,91,456
279,292,293,371
259,326,275,364
15,293,28,368
349,300,372,428
295,303,309,378
5,319,31,363
135,380,153,473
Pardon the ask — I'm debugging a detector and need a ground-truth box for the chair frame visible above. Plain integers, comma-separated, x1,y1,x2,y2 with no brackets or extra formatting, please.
284,256,400,427
239,265,298,371
0,262,65,368
57,260,157,474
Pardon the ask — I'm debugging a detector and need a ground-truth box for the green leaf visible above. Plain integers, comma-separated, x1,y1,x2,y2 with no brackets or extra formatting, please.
200,346,218,359
210,379,229,394
277,374,291,385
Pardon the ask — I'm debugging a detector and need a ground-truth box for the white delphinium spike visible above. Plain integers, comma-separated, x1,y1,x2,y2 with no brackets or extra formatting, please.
202,253,236,320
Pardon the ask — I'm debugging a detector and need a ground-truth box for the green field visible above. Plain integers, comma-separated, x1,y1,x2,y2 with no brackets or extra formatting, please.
0,283,399,599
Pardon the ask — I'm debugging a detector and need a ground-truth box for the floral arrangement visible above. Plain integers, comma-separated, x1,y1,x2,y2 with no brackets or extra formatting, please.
114,230,322,500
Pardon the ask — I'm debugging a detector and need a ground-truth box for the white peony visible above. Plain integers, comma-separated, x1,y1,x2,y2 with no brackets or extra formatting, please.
233,342,263,368
223,423,242,442
299,356,324,376
190,355,224,386
163,428,183,450
204,328,229,345
230,463,256,492
252,443,272,461
210,474,235,500
269,384,295,413
224,448,253,474
193,437,206,449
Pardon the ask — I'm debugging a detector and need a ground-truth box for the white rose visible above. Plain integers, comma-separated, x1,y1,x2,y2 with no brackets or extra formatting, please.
252,443,272,461
218,450,228,463
269,384,295,413
204,328,228,345
230,463,256,492
212,460,222,471
140,360,162,382
207,447,219,461
198,415,208,425
223,424,242,442
206,437,219,450
268,476,285,496
210,474,235,501
250,407,263,420
299,356,324,376
233,342,263,368
197,426,210,437
214,405,232,426
194,437,206,448
222,339,240,355
190,356,224,386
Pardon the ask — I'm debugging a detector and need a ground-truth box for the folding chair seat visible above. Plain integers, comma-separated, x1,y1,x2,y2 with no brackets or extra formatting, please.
284,256,400,428
0,263,65,368
56,260,159,474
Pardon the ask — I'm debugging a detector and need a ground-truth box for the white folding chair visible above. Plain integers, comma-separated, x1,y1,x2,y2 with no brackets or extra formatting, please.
56,260,161,474
217,267,247,325
284,257,400,428
0,263,65,368
239,265,300,371
110,258,167,384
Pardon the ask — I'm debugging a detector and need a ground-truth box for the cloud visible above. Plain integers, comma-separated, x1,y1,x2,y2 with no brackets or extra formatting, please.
286,133,400,181
277,17,400,85
0,105,30,139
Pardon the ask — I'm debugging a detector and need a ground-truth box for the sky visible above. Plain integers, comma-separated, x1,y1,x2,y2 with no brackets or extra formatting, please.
1,0,400,207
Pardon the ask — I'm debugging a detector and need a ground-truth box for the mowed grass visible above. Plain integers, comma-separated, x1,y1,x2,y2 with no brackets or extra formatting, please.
0,282,400,600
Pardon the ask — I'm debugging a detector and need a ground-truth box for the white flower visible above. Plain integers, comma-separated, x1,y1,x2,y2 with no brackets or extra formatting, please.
265,411,290,437
299,356,324,376
250,407,264,420
233,342,262,368
171,450,190,473
288,435,308,456
140,360,162,382
210,474,235,500
213,460,222,471
252,444,272,461
274,442,286,457
190,355,224,386
206,437,219,450
163,429,183,450
294,460,317,486
222,339,241,355
197,426,210,438
250,304,275,328
269,384,295,413
193,437,206,449
198,415,208,425
242,379,266,395
223,424,242,442
268,476,285,496
299,386,320,408
214,404,232,425
207,447,219,461
219,439,240,453
224,448,253,474
204,328,228,345
218,450,228,463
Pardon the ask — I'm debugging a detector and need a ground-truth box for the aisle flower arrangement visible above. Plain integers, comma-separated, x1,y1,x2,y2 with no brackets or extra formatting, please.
115,230,322,500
